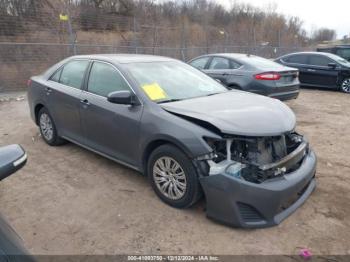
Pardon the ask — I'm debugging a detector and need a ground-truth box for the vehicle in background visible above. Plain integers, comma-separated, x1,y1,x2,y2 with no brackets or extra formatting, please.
275,52,350,93
188,53,300,101
0,144,33,260
317,44,350,61
27,54,317,228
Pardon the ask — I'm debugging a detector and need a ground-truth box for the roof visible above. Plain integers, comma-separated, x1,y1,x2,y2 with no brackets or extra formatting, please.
69,54,177,64
279,51,336,57
188,53,267,64
202,53,257,59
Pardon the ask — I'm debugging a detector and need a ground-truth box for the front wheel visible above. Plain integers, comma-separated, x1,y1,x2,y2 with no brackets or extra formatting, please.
148,144,202,208
340,78,350,93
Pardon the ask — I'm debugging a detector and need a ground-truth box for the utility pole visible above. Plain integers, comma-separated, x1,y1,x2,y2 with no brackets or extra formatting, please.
67,16,76,55
133,16,138,54
219,30,229,52
180,16,187,61
152,24,158,55
60,3,76,56
253,27,257,55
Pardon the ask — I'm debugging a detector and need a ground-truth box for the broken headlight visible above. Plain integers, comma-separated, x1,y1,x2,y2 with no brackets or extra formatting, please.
201,133,307,183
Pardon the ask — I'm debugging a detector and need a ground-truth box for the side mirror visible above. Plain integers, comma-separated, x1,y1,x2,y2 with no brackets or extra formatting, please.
328,63,337,69
0,144,27,181
107,90,138,105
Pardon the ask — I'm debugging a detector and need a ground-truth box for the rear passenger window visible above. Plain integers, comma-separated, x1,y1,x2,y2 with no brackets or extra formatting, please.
285,55,308,64
209,57,231,70
60,60,89,89
230,60,241,69
190,57,210,70
309,55,332,67
87,62,130,97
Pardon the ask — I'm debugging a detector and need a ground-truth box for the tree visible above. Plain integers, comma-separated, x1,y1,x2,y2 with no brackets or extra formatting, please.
311,28,336,43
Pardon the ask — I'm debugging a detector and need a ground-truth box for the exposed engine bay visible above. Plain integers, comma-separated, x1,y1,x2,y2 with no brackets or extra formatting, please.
200,132,308,184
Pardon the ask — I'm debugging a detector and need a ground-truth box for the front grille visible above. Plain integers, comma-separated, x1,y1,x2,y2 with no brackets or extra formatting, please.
237,202,265,223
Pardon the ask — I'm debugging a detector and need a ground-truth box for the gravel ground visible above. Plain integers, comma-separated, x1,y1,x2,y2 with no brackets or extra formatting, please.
0,89,349,255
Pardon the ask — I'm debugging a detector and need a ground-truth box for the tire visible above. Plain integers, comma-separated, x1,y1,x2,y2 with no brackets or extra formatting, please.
38,107,65,146
147,144,202,208
340,78,350,93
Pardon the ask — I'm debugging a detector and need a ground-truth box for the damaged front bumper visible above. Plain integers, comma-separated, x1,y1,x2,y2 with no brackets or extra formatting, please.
197,138,317,228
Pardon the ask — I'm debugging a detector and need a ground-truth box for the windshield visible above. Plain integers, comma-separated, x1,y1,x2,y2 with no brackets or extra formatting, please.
125,61,228,103
327,53,350,66
336,49,350,61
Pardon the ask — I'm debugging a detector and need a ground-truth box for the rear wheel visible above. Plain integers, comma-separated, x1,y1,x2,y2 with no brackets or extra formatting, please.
148,144,202,208
38,107,65,146
341,78,350,93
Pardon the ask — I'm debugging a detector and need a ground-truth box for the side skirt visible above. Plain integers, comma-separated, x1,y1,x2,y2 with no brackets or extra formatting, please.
61,136,142,173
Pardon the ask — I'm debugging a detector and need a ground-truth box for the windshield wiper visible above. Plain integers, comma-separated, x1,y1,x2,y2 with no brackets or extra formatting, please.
157,99,182,104
206,92,224,96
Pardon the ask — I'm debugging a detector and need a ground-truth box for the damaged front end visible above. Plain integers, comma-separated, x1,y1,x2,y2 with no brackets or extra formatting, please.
195,132,317,228
204,132,308,183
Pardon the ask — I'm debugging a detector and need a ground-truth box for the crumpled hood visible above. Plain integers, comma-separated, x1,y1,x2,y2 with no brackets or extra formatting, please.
161,91,296,136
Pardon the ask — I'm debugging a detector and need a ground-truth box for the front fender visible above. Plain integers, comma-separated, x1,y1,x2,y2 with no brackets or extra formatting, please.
138,107,222,169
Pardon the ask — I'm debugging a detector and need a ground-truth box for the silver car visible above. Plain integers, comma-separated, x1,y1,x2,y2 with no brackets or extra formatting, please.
189,53,300,100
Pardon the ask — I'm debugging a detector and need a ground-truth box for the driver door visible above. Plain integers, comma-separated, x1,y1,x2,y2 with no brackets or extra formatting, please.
80,61,143,166
306,55,339,88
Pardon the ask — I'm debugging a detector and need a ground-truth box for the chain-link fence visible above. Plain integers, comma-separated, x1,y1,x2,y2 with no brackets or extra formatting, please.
0,1,310,92
0,42,306,92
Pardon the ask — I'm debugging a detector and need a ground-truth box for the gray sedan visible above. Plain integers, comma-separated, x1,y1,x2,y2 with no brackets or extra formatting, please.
188,53,300,100
27,54,316,228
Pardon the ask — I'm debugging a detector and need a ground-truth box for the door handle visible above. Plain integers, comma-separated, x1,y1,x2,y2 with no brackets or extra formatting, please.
307,68,316,72
45,87,52,95
80,99,90,106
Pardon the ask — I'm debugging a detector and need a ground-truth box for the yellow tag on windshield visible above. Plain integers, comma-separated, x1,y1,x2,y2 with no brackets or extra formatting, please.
142,83,167,101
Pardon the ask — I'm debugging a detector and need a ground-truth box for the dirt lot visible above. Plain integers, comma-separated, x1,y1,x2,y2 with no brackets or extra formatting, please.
0,89,349,255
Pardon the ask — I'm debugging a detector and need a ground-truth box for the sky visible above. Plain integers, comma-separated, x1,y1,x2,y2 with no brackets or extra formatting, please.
215,0,349,38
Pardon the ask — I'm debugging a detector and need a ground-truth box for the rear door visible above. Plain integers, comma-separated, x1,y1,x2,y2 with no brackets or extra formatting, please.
46,59,90,143
80,61,143,166
205,56,241,86
306,55,339,88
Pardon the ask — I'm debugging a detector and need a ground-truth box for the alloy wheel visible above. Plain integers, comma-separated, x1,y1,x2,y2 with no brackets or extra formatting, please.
152,157,187,200
341,79,350,93
39,113,54,141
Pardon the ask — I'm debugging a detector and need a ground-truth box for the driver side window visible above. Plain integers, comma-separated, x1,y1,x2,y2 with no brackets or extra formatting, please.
309,55,333,67
88,62,130,97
